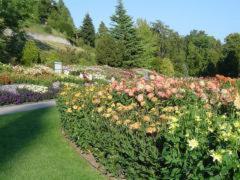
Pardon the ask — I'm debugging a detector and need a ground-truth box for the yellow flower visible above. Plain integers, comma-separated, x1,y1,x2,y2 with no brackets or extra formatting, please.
97,107,104,113
140,101,146,107
107,108,113,113
74,92,81,97
66,108,72,113
65,102,69,105
77,106,82,111
151,97,158,102
60,92,66,96
129,122,141,130
92,99,100,105
234,93,240,109
146,126,157,134
143,116,151,122
234,121,240,128
195,116,201,122
187,139,199,150
73,105,78,110
103,113,111,118
210,151,222,163
123,119,131,125
107,95,113,100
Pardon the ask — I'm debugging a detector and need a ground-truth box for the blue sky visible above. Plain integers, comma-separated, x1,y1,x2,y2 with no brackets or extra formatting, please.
64,0,239,42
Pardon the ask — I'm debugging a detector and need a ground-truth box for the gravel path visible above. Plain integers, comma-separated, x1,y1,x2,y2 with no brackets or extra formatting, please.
0,100,56,116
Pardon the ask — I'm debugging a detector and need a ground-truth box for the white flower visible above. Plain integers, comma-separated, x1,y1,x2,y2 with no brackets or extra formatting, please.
210,150,222,163
187,139,199,150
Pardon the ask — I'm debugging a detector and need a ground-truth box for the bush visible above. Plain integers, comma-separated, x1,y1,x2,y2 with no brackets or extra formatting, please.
57,75,240,179
152,58,175,76
21,40,40,66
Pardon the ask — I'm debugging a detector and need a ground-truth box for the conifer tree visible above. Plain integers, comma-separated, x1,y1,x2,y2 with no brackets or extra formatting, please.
80,13,95,47
111,0,142,67
98,21,108,37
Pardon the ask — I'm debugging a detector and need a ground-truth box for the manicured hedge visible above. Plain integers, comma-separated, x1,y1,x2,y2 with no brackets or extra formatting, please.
57,76,240,179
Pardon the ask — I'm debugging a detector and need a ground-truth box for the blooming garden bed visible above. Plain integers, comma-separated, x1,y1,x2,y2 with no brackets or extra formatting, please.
0,84,59,106
57,74,240,179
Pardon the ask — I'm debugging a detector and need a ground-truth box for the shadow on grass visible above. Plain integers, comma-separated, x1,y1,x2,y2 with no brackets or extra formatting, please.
0,108,49,166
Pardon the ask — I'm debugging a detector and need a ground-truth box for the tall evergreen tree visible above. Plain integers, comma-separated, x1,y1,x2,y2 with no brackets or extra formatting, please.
47,0,75,38
111,0,142,67
136,19,158,68
98,21,108,37
79,13,95,47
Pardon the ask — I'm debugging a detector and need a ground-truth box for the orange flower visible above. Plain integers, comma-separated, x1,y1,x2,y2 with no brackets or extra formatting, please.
124,119,131,125
129,122,141,130
146,127,157,134
74,93,81,97
143,116,151,122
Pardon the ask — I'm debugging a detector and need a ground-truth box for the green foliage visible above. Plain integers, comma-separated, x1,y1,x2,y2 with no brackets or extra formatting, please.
218,33,240,77
97,21,108,37
21,41,40,66
96,34,123,67
152,58,175,76
136,19,158,68
38,0,54,24
152,20,187,76
47,0,75,38
185,30,222,76
79,14,95,47
111,0,142,67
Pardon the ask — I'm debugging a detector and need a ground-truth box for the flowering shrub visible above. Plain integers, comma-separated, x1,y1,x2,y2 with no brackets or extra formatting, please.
57,74,240,179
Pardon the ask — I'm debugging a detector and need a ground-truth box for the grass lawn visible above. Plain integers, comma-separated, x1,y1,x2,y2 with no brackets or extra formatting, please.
0,107,105,180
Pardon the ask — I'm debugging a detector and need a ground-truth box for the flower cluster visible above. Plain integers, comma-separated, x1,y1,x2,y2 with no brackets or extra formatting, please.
13,65,55,76
0,84,59,106
111,74,239,108
57,73,240,178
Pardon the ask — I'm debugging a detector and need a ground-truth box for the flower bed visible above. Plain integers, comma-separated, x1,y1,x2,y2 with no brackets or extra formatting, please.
0,84,59,106
57,74,240,179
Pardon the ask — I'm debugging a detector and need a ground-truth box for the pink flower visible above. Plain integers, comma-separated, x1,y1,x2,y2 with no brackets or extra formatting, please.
147,93,154,99
128,90,134,97
145,85,153,93
137,94,144,102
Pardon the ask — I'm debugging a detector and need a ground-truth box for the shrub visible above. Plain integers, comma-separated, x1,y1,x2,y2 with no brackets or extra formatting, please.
21,40,40,66
57,75,240,179
152,58,175,76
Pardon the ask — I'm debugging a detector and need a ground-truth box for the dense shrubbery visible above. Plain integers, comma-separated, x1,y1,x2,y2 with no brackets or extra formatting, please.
21,40,40,66
57,74,240,179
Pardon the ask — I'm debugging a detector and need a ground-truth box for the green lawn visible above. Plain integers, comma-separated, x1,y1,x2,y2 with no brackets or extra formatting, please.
0,107,105,180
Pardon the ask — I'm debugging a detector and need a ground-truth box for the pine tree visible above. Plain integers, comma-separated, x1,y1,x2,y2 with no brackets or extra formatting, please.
98,21,108,37
111,0,142,67
80,14,95,47
47,0,75,38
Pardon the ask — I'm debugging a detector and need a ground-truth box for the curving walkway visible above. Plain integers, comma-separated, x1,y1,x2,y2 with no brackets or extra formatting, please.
0,100,56,116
